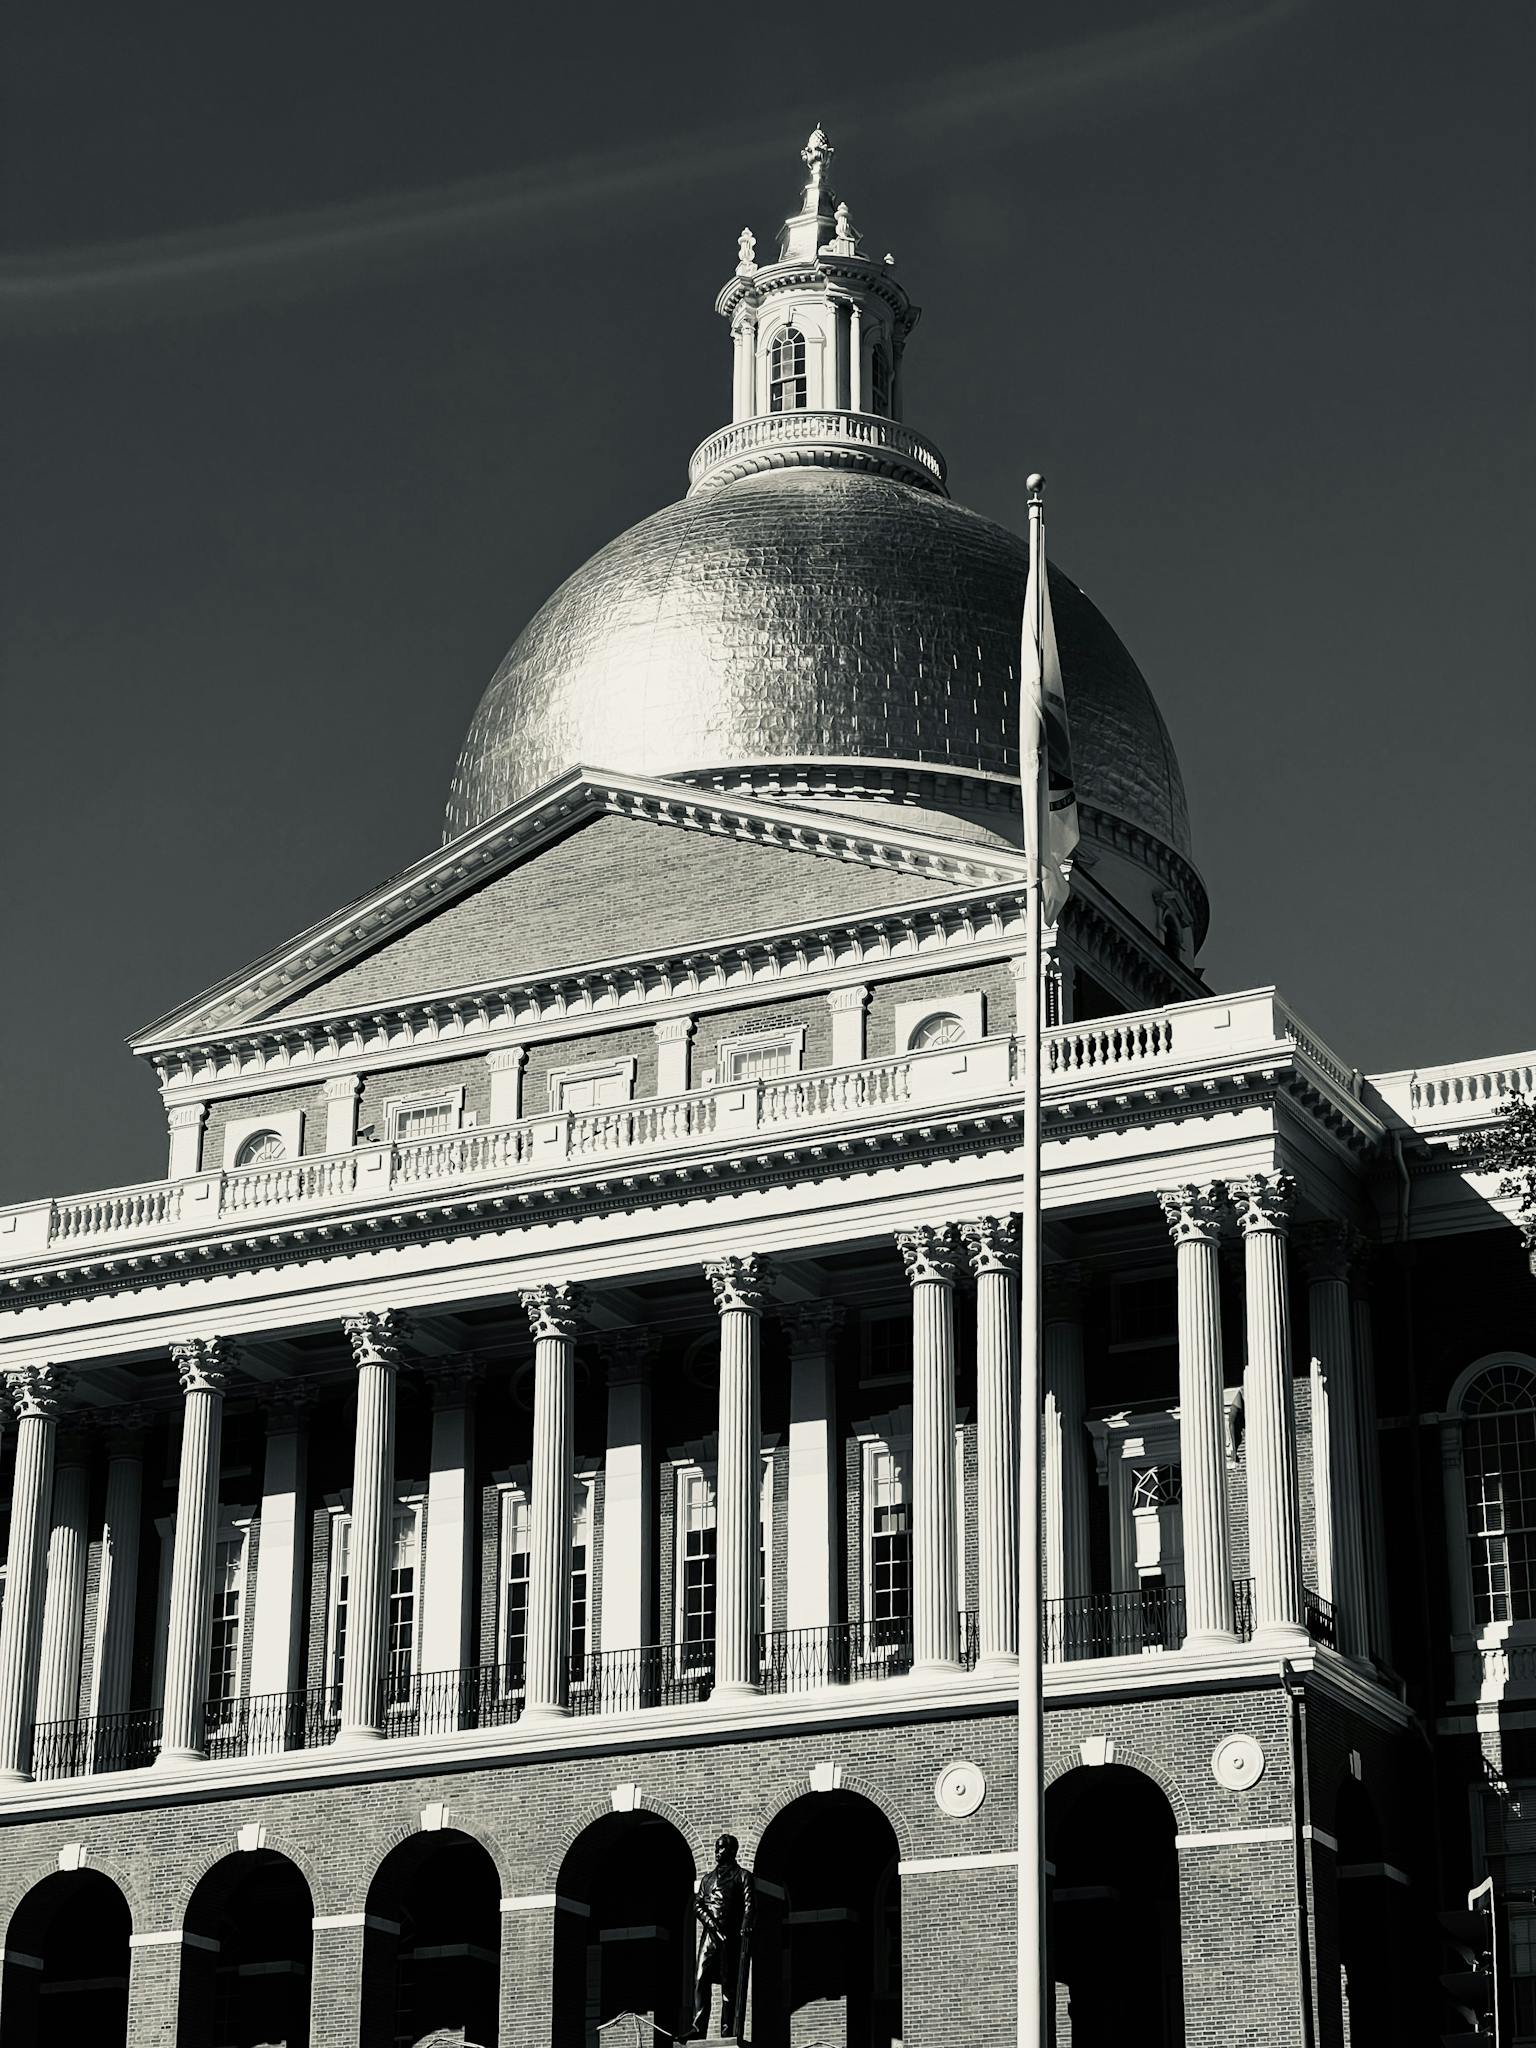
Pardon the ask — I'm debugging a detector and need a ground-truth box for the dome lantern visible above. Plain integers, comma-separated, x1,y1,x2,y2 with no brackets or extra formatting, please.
689,131,946,497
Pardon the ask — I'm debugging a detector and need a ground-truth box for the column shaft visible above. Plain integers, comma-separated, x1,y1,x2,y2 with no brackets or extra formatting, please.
849,302,863,411
339,1315,402,1743
966,1220,1022,1667
1352,1274,1391,1662
784,1305,842,1635
601,1336,655,1653
522,1287,583,1717
161,1343,231,1761
1237,1178,1308,1645
1042,1267,1091,1647
247,1394,312,1699
707,1258,770,1696
1301,1233,1368,1659
1161,1188,1236,1645
0,1371,66,1779
899,1229,961,1669
36,1453,91,1726
91,1431,146,1720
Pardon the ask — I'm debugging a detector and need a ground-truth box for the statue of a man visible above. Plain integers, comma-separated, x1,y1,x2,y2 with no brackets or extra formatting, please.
685,1833,755,2040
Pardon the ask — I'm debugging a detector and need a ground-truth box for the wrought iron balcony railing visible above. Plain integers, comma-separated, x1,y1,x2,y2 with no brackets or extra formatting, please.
1042,1578,1334,1662
31,1705,161,1781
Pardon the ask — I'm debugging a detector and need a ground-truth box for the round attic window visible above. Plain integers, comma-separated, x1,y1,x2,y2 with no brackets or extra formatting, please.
909,1013,965,1051
234,1130,287,1167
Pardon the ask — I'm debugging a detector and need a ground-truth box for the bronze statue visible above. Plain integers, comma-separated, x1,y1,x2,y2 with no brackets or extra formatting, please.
684,1833,754,2041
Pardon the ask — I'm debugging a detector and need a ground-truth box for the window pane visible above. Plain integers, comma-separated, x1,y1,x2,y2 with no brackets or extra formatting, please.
1466,1398,1536,1624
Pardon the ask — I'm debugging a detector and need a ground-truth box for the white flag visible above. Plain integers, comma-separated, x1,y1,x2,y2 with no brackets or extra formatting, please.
1022,487,1079,920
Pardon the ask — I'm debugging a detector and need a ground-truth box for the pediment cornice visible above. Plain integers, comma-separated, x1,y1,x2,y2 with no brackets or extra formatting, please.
132,766,1029,1060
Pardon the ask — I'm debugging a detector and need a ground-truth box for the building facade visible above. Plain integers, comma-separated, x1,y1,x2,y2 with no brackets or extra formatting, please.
0,130,1530,2048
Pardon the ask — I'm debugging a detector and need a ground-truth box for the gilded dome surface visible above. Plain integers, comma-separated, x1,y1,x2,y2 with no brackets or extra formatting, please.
446,468,1191,859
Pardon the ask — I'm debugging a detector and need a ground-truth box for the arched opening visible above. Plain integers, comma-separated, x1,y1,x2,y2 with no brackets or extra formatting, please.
177,1850,313,2048
1335,1776,1400,2047
554,1811,696,2045
769,327,807,414
364,1830,500,2048
752,1790,902,2048
1047,1765,1183,2046
2,1869,131,2047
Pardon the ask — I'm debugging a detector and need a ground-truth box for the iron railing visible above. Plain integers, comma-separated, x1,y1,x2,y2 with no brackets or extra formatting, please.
31,1705,162,1780
1304,1587,1336,1646
381,1662,522,1739
571,1641,715,1716
1042,1578,1345,1662
203,1684,340,1757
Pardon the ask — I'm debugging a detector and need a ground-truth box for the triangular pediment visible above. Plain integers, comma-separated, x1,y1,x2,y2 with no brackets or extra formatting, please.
132,767,1025,1052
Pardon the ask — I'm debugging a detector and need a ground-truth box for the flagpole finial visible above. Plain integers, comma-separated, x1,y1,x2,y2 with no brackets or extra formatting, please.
1026,472,1045,491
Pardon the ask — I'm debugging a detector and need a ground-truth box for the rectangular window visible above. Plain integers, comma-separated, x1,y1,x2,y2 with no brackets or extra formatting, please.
207,1534,245,1714
718,1028,805,1084
759,1453,774,1636
1109,1272,1177,1351
868,1446,910,1645
389,1094,461,1143
548,1060,635,1114
1467,1408,1536,1625
861,1310,912,1386
680,1470,717,1669
387,1509,417,1701
571,1486,591,1670
504,1495,531,1684
330,1517,350,1689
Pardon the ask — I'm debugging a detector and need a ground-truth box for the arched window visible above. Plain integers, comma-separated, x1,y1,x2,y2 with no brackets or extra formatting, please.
908,1012,965,1051
234,1129,286,1167
1461,1359,1536,1624
870,344,891,416
769,326,807,413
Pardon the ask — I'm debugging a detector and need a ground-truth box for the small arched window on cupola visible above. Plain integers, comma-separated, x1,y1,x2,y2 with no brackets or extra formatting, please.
769,326,808,414
870,343,892,417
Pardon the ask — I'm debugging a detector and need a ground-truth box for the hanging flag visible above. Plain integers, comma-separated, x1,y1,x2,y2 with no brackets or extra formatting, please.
1022,476,1079,920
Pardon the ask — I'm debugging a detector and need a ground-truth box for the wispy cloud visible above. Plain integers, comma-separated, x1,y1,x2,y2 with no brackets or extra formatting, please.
1,2,1307,330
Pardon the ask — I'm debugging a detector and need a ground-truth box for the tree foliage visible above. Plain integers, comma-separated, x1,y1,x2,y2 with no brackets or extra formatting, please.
1483,1094,1536,1258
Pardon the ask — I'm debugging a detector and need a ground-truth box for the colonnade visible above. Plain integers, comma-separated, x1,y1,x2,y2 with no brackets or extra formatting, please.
0,1178,1390,1779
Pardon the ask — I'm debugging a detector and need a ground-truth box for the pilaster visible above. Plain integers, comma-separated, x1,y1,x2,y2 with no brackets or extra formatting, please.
826,983,871,1066
90,1410,148,1721
418,1356,483,1680
1041,1260,1092,1635
1296,1220,1369,1660
487,1045,528,1127
165,1100,207,1178
782,1301,845,1635
248,1383,316,1699
599,1330,657,1653
654,1016,695,1097
321,1073,362,1153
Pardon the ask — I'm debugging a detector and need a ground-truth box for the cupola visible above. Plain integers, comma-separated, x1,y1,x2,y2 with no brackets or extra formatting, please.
689,128,946,496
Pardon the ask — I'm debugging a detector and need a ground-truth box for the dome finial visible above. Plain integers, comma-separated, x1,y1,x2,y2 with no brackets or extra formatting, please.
802,125,834,182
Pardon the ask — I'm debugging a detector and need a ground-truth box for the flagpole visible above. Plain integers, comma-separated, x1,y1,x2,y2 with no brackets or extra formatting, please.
1017,472,1048,2048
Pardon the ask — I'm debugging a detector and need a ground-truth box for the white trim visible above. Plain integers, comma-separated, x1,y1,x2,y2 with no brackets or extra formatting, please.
898,1850,1018,1875
1305,1825,1338,1852
673,1461,717,1653
2,1951,43,1971
1174,1824,1294,1850
311,1913,399,1933
760,1448,775,1637
499,1893,590,1917
384,1086,465,1144
1339,1860,1412,1886
893,989,984,1053
129,1930,221,1951
712,1025,806,1086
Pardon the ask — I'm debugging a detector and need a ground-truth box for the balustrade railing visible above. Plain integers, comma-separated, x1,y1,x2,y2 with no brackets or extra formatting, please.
1046,1017,1176,1076
687,410,946,489
31,1705,161,1780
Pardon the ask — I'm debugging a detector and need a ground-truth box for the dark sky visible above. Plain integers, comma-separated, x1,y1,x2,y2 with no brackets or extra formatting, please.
2,0,1531,1206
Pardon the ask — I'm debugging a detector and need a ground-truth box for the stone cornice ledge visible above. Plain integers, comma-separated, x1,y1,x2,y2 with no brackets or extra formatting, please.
1044,1639,1416,1734
0,1668,1015,1825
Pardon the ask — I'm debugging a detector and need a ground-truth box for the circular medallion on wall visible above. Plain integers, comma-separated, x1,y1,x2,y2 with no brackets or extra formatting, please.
1211,1734,1266,1791
935,1761,987,1817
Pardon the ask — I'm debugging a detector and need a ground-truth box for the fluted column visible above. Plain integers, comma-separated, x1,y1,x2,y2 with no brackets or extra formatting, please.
0,1367,70,1781
89,1412,147,1721
1159,1186,1237,1646
898,1226,961,1671
1235,1176,1308,1646
1350,1246,1391,1663
782,1302,844,1635
247,1385,315,1699
338,1313,405,1744
160,1340,234,1763
520,1285,586,1718
706,1256,772,1697
1297,1221,1369,1660
964,1217,1021,1669
849,301,863,411
1041,1262,1092,1631
36,1432,92,1726
600,1331,657,1653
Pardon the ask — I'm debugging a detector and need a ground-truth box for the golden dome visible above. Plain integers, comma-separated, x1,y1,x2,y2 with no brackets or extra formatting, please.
447,467,1191,866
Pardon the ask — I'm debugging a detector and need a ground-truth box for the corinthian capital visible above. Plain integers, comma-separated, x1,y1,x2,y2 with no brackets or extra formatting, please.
1158,1183,1228,1246
705,1256,773,1316
8,1363,74,1422
415,1354,484,1406
962,1214,1020,1278
343,1311,408,1369
1293,1219,1355,1282
170,1337,236,1396
520,1283,588,1343
779,1300,845,1352
896,1225,960,1289
1232,1173,1297,1238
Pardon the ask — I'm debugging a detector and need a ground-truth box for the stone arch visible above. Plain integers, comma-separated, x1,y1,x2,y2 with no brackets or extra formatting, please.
744,1766,916,1866
179,1847,315,2048
175,1828,331,1920
543,1789,709,1890
0,1846,149,1942
1447,1349,1536,1414
1044,1743,1194,1833
364,1824,503,2048
553,1804,700,2044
